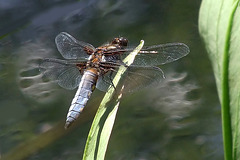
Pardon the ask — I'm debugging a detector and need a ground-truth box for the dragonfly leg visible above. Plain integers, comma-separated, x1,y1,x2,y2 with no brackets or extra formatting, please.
109,70,116,90
101,72,116,90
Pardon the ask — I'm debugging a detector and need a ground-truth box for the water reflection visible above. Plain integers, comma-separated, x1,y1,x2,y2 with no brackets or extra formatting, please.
0,0,222,159
107,72,222,160
16,41,62,104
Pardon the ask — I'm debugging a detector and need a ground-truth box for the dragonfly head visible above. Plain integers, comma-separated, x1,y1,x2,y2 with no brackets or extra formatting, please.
112,37,128,47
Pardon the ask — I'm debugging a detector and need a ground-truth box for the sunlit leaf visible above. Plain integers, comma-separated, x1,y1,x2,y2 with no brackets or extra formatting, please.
199,0,240,159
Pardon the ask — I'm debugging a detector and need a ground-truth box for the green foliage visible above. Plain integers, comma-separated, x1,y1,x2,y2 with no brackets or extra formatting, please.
82,41,144,160
199,0,240,160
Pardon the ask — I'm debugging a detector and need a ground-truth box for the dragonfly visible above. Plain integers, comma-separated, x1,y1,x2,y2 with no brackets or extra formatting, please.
39,32,190,129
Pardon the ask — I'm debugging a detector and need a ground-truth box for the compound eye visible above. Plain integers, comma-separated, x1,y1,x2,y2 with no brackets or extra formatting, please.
119,37,128,46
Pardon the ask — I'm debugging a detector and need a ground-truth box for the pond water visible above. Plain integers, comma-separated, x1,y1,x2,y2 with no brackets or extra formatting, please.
0,0,223,159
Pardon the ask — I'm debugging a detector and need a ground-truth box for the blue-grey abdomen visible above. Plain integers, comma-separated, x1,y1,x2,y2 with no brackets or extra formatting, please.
65,69,98,129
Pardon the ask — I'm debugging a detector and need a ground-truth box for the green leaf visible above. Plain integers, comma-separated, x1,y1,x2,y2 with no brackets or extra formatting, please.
82,40,144,160
199,0,240,160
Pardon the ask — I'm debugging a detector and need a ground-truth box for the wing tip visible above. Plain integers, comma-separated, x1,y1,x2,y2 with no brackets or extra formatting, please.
178,43,190,55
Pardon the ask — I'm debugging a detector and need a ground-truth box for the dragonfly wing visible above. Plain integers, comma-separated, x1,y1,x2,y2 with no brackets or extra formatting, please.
122,66,164,92
55,32,96,60
96,65,164,93
121,43,189,66
96,76,111,92
39,58,84,90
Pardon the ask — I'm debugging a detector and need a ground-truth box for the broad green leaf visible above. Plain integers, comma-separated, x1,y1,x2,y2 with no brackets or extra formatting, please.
199,0,240,159
83,40,144,160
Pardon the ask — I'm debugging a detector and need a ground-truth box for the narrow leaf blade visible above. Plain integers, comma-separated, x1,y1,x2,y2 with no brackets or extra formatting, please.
83,40,144,160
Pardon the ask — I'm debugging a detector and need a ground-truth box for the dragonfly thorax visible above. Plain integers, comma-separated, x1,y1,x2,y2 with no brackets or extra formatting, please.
85,53,103,70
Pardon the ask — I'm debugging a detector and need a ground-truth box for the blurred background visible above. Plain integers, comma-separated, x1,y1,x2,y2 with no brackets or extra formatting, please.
0,0,223,159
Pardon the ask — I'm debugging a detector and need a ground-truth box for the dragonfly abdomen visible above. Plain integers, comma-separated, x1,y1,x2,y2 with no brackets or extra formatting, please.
65,69,98,129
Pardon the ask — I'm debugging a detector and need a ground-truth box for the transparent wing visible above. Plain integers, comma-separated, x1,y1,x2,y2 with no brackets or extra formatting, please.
123,66,164,92
96,65,164,93
55,32,96,60
39,58,86,90
107,43,189,66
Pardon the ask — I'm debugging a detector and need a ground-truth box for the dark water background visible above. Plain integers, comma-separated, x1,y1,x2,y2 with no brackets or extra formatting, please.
0,0,223,159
